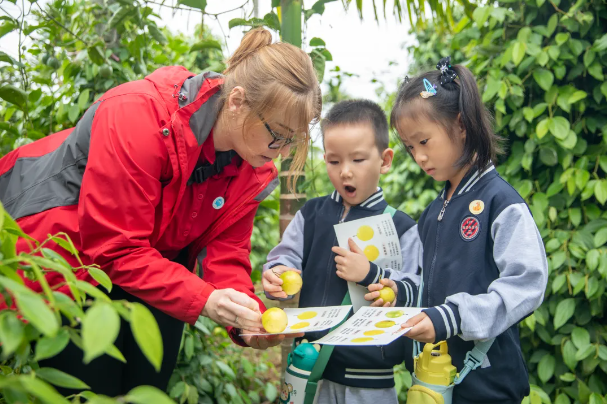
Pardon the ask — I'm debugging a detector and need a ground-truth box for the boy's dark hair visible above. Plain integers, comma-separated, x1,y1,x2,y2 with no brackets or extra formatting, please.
321,99,389,152
390,63,503,173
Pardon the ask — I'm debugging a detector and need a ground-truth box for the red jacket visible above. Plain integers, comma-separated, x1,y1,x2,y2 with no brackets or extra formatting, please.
0,66,278,341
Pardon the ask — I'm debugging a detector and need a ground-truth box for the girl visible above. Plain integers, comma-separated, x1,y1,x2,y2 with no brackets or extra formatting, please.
0,28,320,395
370,57,548,403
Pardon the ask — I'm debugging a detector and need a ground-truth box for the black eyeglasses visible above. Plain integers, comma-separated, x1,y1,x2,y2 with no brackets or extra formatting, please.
258,113,303,150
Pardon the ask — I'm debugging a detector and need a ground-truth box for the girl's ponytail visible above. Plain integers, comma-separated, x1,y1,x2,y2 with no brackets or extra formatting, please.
451,65,501,172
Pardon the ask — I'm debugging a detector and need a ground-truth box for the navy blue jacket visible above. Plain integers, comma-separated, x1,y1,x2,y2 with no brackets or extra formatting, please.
264,189,421,388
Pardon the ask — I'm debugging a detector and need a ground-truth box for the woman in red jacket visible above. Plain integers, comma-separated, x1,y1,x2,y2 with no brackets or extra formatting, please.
0,28,321,394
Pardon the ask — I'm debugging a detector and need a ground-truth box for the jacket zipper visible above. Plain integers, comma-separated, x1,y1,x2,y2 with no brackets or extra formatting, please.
322,205,347,307
427,199,449,306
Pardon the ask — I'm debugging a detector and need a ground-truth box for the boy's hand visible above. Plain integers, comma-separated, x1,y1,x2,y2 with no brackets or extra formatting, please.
401,312,436,343
365,278,398,307
332,238,371,283
262,265,301,299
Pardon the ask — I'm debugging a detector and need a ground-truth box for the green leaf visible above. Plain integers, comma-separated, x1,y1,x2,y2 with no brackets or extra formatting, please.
216,360,236,379
0,20,17,39
592,33,607,51
0,51,15,64
586,249,600,271
130,302,163,372
0,85,27,110
147,24,167,45
15,291,59,337
68,105,80,123
108,6,131,29
310,49,326,82
539,147,558,166
549,116,570,140
36,368,90,390
554,298,575,329
513,42,526,66
177,0,206,10
82,303,120,363
126,386,175,404
594,228,607,247
568,90,587,104
595,180,607,204
546,14,558,36
87,267,112,293
472,6,491,28
228,18,248,29
552,273,566,293
583,49,596,67
536,118,550,139
309,37,326,46
533,69,554,91
562,340,577,371
19,376,71,404
523,107,534,123
599,156,607,173
575,344,594,361
601,82,607,99
560,372,576,382
190,39,222,52
548,46,560,60
588,62,604,81
556,32,570,46
537,354,555,383
0,311,25,356
264,382,278,402
35,329,70,361
78,89,90,110
87,46,105,66
571,327,590,348
569,208,582,227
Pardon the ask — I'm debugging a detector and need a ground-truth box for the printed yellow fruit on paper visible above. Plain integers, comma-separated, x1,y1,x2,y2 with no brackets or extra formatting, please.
290,322,310,330
364,330,385,336
351,337,375,343
364,245,380,261
375,320,396,328
375,287,395,303
357,225,374,241
262,307,288,333
385,310,404,318
298,311,317,320
280,271,303,295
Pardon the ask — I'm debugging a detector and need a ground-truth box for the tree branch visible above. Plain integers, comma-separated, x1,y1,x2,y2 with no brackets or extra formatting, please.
35,2,89,45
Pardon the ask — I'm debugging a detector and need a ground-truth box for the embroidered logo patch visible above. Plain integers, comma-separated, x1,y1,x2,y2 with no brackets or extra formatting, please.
469,200,485,215
460,216,480,241
212,197,225,210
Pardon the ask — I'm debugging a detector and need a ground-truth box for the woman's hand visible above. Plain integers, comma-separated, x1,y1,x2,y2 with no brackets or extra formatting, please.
262,265,301,299
365,278,398,307
241,333,304,350
401,312,436,343
201,288,263,332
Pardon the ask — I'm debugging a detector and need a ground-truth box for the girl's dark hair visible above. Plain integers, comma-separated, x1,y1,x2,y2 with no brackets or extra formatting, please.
390,63,503,173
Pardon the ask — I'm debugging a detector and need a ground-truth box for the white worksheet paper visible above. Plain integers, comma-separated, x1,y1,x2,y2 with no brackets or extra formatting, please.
312,306,424,346
333,213,403,312
240,305,352,336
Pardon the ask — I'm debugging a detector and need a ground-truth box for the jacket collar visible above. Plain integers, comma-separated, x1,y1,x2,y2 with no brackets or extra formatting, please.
331,187,386,210
441,162,496,199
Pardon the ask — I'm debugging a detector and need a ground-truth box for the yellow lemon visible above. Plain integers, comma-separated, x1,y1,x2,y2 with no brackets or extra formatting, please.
375,320,396,328
374,287,395,304
357,225,374,241
351,337,374,343
386,310,404,318
280,271,303,295
364,245,380,261
290,321,310,330
364,330,385,336
298,311,317,320
262,307,288,333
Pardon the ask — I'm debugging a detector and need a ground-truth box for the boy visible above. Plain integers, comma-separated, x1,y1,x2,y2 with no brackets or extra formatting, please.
262,100,420,404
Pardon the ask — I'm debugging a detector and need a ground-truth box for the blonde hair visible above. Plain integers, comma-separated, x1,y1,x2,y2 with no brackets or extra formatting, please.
222,28,322,192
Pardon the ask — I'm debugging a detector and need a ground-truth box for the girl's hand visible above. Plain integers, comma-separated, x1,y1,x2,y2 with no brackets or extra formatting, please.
201,288,263,331
262,265,301,299
241,333,303,350
365,278,398,307
401,312,436,343
332,238,371,282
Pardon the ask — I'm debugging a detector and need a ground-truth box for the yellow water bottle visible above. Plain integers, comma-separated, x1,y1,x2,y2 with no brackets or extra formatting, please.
407,341,457,404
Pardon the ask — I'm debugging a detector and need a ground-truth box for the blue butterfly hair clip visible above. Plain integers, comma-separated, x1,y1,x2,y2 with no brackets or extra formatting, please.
420,78,437,99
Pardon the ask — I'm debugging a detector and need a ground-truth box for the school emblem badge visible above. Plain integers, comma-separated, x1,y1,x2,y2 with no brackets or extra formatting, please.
469,200,484,215
212,197,225,210
460,216,480,241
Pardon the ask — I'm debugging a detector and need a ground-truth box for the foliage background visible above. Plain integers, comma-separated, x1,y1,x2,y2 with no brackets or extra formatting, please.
2,0,607,402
